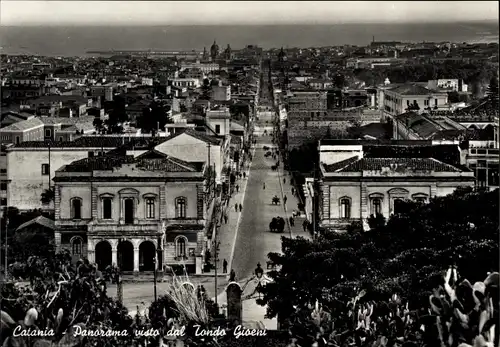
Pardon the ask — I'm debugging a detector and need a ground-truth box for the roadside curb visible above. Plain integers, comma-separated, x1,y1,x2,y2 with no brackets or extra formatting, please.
228,146,256,274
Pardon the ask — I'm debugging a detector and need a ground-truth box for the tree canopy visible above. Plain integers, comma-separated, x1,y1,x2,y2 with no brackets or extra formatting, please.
261,187,499,328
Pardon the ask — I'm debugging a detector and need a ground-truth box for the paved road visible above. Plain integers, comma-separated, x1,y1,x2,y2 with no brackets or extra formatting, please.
230,132,287,281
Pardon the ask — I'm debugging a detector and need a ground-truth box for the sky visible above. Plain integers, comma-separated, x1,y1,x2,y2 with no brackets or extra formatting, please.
1,1,498,26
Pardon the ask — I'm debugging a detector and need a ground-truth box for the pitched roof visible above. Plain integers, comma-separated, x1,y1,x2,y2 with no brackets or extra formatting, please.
62,150,204,173
324,157,463,173
169,129,223,146
389,83,438,96
0,117,44,131
16,216,55,232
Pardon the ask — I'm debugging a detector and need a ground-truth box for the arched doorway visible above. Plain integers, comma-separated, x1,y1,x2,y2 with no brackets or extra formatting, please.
118,240,134,272
139,241,156,272
95,241,112,271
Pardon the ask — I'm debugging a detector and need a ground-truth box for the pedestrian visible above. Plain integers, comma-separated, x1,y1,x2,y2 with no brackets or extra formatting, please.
239,203,242,212
283,195,287,205
239,172,242,179
243,172,246,178
223,259,228,273
291,187,295,195
283,178,286,184
235,203,238,212
302,220,308,232
236,184,239,192
289,216,294,227
224,213,228,224
263,182,266,190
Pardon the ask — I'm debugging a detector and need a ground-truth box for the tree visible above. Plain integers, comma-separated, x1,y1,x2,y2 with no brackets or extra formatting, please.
40,188,55,205
486,76,499,107
200,78,211,100
139,101,171,134
1,252,152,346
93,117,105,133
106,96,128,134
261,188,499,326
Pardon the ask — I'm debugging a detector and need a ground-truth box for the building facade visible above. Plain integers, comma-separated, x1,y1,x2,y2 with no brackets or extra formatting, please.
380,83,449,118
53,151,210,274
318,156,475,231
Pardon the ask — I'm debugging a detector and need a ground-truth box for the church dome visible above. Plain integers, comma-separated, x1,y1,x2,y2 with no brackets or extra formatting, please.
211,40,219,53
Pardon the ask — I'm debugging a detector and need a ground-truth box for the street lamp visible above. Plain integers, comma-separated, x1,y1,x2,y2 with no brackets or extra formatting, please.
153,256,157,302
116,238,123,304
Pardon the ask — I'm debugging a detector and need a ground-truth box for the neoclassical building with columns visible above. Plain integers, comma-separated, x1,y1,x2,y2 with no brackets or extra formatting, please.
53,150,213,274
318,156,475,231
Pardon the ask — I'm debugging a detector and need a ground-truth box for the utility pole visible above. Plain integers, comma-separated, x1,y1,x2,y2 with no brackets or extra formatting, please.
48,144,51,188
4,212,8,281
214,223,220,306
312,160,316,240
207,143,211,198
153,256,157,301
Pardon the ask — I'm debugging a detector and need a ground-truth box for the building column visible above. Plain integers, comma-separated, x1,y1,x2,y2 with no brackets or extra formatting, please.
54,232,61,253
133,247,140,273
361,183,369,231
87,239,95,264
111,244,118,268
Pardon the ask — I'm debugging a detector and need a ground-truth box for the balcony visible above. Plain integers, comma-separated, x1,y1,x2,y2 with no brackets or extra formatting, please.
87,221,162,235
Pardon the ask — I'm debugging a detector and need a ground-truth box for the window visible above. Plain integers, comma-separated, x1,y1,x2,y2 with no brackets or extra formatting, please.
102,198,112,219
59,137,64,142
71,198,82,219
0,183,7,191
146,198,155,219
393,198,404,214
0,198,6,206
71,237,83,255
176,237,187,257
88,151,94,158
188,248,195,257
372,198,382,215
45,129,51,137
175,197,187,218
406,100,410,106
15,136,20,145
215,124,221,134
424,100,429,106
488,168,499,187
415,197,426,204
340,198,351,219
124,198,134,224
0,169,6,174
41,164,50,175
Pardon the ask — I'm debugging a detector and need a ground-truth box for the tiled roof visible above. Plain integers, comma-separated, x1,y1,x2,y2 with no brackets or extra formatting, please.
325,157,463,173
323,156,360,172
62,156,135,172
171,129,223,146
0,117,44,131
431,128,493,141
389,83,436,96
62,150,204,173
16,216,55,231
135,150,203,172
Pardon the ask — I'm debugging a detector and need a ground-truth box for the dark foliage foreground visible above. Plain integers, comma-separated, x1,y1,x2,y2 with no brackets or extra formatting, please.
260,187,499,346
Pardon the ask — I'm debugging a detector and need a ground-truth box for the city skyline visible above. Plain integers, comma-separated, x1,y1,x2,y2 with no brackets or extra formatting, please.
1,1,498,26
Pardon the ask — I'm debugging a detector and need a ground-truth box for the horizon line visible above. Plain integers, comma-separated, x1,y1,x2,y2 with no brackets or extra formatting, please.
1,19,498,27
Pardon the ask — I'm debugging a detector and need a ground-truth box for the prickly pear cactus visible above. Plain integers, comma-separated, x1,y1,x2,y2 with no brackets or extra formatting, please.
429,268,499,347
1,308,84,347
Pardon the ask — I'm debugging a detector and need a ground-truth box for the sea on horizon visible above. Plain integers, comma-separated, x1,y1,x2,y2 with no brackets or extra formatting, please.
0,22,498,57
